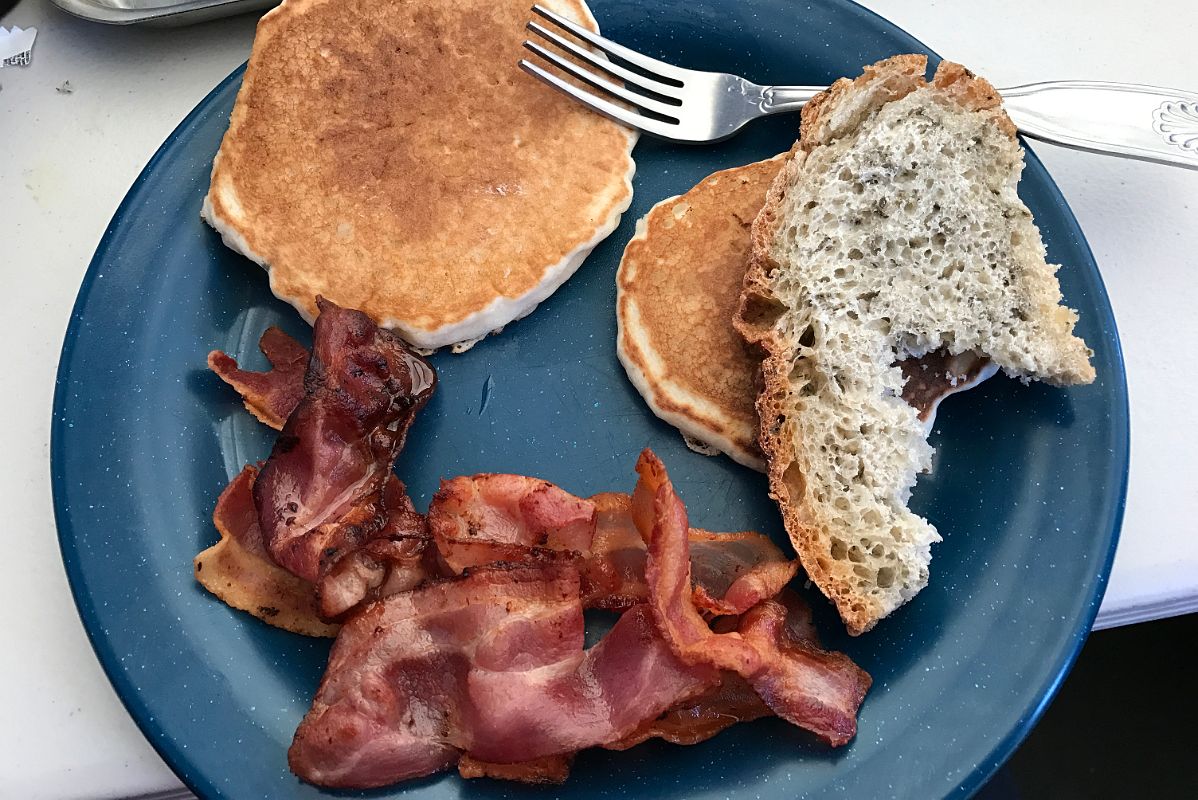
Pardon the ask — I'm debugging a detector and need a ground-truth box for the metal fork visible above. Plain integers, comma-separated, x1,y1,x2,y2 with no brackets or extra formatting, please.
519,4,1198,171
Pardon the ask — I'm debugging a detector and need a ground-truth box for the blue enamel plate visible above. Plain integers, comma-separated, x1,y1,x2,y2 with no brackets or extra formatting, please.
51,1,1128,797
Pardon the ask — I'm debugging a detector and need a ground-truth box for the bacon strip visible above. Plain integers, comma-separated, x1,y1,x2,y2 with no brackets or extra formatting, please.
428,477,796,614
427,474,596,573
288,563,715,788
253,298,436,592
610,591,825,750
194,466,339,638
634,450,872,746
314,488,435,619
208,326,308,430
580,493,655,609
457,754,573,785
204,304,437,623
607,673,770,751
736,593,871,747
195,468,433,635
688,531,798,616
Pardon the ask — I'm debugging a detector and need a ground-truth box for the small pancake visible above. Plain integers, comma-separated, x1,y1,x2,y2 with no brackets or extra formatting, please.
203,0,636,351
616,156,785,471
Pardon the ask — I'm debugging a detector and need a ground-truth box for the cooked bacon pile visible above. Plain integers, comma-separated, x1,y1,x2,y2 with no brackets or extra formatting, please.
198,303,870,790
289,452,870,787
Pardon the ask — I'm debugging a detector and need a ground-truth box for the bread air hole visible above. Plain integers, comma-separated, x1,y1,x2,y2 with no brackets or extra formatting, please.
781,461,806,502
740,292,786,329
876,566,896,588
940,261,965,279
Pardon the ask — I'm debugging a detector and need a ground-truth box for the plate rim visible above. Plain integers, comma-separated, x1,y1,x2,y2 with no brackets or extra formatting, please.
51,60,252,800
50,2,1130,797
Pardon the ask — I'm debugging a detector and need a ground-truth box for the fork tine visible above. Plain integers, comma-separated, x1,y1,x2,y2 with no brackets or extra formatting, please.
531,4,691,85
522,41,682,119
519,59,685,140
525,21,681,101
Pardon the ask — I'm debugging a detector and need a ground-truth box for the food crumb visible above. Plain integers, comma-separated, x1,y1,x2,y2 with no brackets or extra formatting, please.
56,80,73,94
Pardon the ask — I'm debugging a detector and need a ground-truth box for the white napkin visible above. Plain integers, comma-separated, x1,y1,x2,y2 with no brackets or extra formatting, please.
1,25,38,68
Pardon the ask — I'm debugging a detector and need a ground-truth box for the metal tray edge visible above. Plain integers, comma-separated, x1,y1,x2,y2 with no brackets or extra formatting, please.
49,0,272,26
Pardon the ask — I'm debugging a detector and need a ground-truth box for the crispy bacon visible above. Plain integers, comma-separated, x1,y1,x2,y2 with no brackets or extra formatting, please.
736,593,871,746
204,304,437,623
315,477,437,619
195,468,433,634
194,466,339,638
688,531,798,616
208,326,308,430
253,298,436,589
427,474,596,573
457,754,573,785
428,478,796,614
582,495,797,613
608,673,769,750
314,491,434,619
610,588,833,751
635,450,872,746
580,493,654,609
288,563,716,788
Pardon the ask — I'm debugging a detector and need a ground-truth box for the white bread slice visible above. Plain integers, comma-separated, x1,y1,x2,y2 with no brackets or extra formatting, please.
734,55,1095,635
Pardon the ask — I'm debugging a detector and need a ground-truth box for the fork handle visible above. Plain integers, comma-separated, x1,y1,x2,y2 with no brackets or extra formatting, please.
763,81,1198,171
759,85,823,114
997,81,1198,170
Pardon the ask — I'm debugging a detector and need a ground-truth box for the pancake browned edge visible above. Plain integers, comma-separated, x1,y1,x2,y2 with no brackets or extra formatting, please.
202,0,636,352
616,157,786,471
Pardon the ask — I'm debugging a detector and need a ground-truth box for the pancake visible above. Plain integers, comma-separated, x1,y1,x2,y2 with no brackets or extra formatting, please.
203,0,636,351
616,156,785,471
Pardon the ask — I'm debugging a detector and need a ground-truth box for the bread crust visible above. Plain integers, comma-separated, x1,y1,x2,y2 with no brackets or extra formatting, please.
733,56,1084,635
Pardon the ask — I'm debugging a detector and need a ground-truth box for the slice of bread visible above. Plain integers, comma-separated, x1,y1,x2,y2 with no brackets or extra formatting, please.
617,156,785,470
734,55,1095,635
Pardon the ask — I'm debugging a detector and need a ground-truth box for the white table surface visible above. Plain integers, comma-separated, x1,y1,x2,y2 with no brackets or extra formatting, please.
2,0,1195,797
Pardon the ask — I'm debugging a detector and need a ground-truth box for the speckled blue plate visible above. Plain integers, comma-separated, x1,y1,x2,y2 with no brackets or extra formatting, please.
51,1,1128,798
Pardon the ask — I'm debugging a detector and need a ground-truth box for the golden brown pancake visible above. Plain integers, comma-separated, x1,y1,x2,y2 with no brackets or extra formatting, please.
616,156,785,471
203,0,636,351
